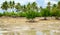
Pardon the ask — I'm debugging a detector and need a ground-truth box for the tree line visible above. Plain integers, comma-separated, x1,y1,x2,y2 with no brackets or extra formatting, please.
0,1,60,21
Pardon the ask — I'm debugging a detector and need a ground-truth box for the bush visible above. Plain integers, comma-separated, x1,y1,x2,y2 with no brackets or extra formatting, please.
3,12,10,16
0,13,3,17
25,10,37,22
40,9,50,20
9,12,17,17
35,12,40,17
17,12,26,17
55,10,60,19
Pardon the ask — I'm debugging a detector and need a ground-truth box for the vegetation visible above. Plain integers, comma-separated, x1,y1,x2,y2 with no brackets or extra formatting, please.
0,1,60,20
40,8,50,20
25,10,37,22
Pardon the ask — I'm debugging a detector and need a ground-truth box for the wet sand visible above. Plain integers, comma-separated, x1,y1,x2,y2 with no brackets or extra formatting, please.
0,17,60,35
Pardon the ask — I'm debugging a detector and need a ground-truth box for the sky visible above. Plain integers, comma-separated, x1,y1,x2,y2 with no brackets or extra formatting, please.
0,0,59,12
0,0,59,7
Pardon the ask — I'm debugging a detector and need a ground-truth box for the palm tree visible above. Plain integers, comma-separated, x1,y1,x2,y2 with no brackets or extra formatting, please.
1,1,8,12
15,3,21,12
9,1,15,12
27,3,31,10
31,2,38,12
46,2,51,14
47,2,51,10
12,1,15,8
27,2,38,12
9,1,12,8
12,1,15,11
22,5,27,12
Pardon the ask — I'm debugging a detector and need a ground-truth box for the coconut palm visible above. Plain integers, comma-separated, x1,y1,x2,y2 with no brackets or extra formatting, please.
12,1,15,8
27,2,38,12
22,5,27,12
27,3,31,10
9,1,12,8
47,2,51,10
46,2,51,14
1,1,8,12
31,2,38,12
15,3,21,12
9,1,15,11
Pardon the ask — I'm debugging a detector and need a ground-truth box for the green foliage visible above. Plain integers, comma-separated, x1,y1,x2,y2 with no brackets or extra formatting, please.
0,1,60,20
3,12,9,16
15,3,21,12
9,12,17,17
3,12,17,17
55,10,60,17
40,9,50,17
35,12,40,17
0,13,3,17
9,1,15,8
25,10,36,19
17,12,26,17
1,1,8,10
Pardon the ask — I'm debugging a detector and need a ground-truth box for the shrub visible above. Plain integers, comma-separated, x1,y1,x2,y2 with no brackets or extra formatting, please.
0,13,3,17
3,12,9,16
55,10,60,19
8,12,17,17
17,12,26,17
35,12,40,17
25,10,37,22
40,9,50,20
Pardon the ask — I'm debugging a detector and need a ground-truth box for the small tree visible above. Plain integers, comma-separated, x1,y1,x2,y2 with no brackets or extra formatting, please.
26,10,36,22
3,12,9,16
9,12,17,18
55,10,60,20
0,13,3,17
55,1,60,20
17,12,26,17
40,9,50,20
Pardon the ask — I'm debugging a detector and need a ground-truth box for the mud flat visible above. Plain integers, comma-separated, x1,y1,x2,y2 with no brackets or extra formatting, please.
0,17,60,35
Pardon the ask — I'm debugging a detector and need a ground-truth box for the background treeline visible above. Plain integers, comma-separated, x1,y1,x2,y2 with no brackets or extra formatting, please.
0,1,60,20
